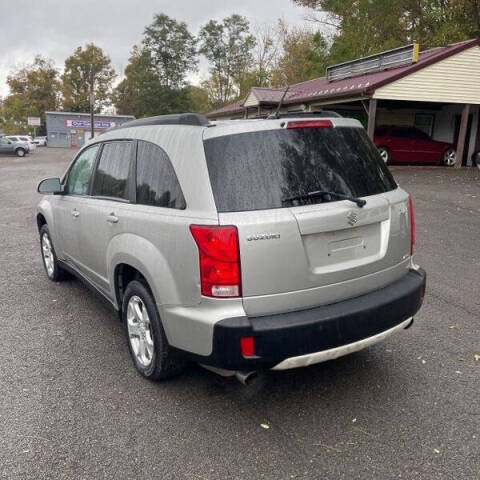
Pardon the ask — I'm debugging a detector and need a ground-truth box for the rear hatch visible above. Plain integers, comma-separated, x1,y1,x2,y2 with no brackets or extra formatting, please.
203,118,412,316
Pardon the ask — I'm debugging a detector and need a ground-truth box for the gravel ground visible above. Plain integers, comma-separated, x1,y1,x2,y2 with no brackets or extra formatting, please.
0,148,479,479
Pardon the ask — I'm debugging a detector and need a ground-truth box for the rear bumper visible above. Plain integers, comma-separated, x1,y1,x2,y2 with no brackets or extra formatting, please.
181,268,426,371
272,317,413,370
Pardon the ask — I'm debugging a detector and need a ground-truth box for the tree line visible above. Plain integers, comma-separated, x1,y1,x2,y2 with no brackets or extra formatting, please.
1,1,478,134
295,0,480,62
0,13,331,135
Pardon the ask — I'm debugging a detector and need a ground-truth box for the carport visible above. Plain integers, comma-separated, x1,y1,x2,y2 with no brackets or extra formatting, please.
208,38,480,167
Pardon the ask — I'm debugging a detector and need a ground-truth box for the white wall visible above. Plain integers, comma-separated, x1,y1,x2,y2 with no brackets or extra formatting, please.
433,104,479,165
374,45,480,104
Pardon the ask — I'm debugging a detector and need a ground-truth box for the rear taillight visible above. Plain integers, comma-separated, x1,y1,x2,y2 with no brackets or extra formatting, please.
408,196,415,255
287,120,333,129
189,225,241,298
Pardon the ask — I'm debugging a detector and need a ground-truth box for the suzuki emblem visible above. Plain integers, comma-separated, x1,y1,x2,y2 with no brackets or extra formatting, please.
347,211,358,226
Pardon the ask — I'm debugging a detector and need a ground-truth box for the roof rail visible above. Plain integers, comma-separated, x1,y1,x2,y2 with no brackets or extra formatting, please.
111,113,210,131
277,111,342,119
262,110,342,120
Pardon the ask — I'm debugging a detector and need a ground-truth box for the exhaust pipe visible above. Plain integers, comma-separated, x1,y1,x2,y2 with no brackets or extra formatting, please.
234,371,258,386
199,364,258,386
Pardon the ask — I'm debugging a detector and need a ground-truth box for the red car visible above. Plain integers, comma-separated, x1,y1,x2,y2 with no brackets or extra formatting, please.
374,126,457,166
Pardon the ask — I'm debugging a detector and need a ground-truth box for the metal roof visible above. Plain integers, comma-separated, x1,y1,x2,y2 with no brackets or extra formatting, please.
206,100,245,116
208,38,480,117
45,111,135,119
249,87,297,104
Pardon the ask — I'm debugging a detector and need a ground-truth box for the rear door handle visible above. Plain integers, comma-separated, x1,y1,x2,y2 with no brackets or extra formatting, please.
71,209,80,218
106,213,119,224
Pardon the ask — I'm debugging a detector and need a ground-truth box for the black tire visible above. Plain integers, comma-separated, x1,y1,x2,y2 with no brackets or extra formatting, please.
39,224,65,281
15,148,26,157
122,280,186,381
378,146,390,164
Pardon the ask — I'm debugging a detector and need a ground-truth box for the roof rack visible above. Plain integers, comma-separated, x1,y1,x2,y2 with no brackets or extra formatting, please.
112,113,210,131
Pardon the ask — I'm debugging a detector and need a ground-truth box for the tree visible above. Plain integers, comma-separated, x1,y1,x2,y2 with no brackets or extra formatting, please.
114,14,199,118
271,23,329,86
235,22,282,98
61,43,116,113
113,45,197,117
293,0,480,65
0,100,5,135
417,0,480,44
199,14,256,105
113,46,159,117
143,13,198,88
185,85,210,114
2,56,60,135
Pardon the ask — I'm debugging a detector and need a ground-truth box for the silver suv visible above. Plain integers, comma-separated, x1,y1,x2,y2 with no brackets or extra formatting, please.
37,113,426,382
0,136,30,157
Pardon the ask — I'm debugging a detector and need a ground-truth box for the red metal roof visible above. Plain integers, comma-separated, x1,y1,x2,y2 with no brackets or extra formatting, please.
207,38,480,117
249,87,296,103
207,99,244,116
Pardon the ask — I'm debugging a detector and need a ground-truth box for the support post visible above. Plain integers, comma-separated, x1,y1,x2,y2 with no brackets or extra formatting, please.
455,104,471,168
361,100,369,115
89,68,95,140
367,99,377,140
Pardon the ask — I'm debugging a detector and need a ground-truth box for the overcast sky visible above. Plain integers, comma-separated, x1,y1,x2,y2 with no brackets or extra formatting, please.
0,0,314,97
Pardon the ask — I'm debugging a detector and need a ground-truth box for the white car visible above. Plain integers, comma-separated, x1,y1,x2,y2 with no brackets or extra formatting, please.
7,135,36,151
33,136,47,146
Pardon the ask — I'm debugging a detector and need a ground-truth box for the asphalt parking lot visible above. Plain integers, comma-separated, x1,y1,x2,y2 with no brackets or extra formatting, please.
0,147,479,480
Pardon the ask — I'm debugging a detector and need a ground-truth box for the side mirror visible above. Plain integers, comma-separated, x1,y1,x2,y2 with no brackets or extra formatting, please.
8,141,12,144
38,177,63,194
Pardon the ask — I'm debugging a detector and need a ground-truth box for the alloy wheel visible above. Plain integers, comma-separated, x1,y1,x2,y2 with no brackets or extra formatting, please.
444,149,456,166
379,148,389,163
41,233,54,277
127,295,155,367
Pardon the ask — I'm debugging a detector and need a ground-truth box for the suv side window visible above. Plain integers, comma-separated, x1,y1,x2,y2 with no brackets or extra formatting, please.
92,141,133,200
65,144,100,196
136,140,186,209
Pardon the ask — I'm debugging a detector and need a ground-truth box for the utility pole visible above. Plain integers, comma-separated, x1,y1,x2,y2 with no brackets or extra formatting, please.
90,68,95,140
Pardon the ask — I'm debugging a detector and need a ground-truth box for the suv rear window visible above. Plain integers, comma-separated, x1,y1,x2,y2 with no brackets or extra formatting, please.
204,126,397,212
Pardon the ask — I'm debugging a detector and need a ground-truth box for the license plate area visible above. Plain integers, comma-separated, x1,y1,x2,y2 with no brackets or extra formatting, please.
302,222,388,274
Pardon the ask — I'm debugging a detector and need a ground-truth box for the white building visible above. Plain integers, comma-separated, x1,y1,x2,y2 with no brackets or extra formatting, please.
208,38,480,167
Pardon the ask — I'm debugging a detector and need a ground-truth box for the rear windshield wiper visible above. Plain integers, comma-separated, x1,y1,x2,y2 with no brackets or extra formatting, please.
282,190,367,208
